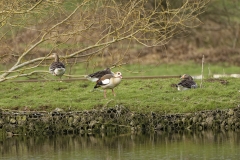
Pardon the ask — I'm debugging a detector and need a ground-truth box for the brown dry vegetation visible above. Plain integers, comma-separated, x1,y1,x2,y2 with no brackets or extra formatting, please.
2,20,240,68
1,30,240,66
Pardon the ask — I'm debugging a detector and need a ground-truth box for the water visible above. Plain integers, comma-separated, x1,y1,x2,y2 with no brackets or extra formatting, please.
1,130,240,160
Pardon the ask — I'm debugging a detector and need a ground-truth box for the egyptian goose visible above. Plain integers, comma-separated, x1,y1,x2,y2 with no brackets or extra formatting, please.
177,74,197,91
49,53,65,79
85,68,113,82
94,72,122,98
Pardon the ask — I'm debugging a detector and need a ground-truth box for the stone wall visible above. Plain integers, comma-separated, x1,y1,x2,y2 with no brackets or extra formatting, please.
0,105,240,137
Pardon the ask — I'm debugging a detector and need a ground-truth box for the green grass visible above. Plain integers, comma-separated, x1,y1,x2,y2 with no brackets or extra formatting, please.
1,62,240,113
0,77,239,113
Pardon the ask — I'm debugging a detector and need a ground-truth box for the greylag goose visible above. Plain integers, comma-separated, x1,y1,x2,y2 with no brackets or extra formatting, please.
94,71,122,98
49,53,65,79
85,68,113,82
177,74,197,91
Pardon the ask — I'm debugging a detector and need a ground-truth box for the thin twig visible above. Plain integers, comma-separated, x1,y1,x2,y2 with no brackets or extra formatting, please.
200,55,204,88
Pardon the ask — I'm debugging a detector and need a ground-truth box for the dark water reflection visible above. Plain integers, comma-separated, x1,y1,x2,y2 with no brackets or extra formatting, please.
1,130,240,160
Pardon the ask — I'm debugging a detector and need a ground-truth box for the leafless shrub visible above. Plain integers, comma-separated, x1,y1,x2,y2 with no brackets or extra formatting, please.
0,0,209,81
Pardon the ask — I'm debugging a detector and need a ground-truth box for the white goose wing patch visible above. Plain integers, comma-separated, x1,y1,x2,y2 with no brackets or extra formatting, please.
86,77,99,82
102,79,110,85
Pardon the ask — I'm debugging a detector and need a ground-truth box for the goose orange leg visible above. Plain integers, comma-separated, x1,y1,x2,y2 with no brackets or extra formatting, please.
104,90,107,98
112,89,116,97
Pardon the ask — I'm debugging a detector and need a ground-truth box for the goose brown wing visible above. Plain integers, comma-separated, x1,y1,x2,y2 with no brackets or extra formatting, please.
94,74,113,88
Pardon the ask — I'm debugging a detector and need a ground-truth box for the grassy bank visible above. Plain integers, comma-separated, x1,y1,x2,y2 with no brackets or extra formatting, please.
0,77,239,113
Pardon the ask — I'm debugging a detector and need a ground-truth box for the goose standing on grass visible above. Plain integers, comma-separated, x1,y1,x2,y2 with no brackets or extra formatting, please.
177,74,197,91
49,53,65,80
93,71,122,98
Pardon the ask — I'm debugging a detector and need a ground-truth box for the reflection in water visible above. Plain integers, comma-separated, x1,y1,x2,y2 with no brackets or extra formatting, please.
1,130,240,160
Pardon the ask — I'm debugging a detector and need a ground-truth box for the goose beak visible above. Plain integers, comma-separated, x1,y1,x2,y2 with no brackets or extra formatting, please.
114,75,122,78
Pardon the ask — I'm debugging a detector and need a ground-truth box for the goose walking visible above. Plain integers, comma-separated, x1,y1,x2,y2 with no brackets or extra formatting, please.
93,71,122,98
177,74,197,91
49,53,65,80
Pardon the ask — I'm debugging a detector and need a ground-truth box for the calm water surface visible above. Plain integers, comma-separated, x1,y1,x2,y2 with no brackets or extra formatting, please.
1,130,240,160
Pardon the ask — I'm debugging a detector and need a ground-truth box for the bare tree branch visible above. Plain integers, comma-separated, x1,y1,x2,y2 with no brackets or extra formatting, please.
0,0,209,82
